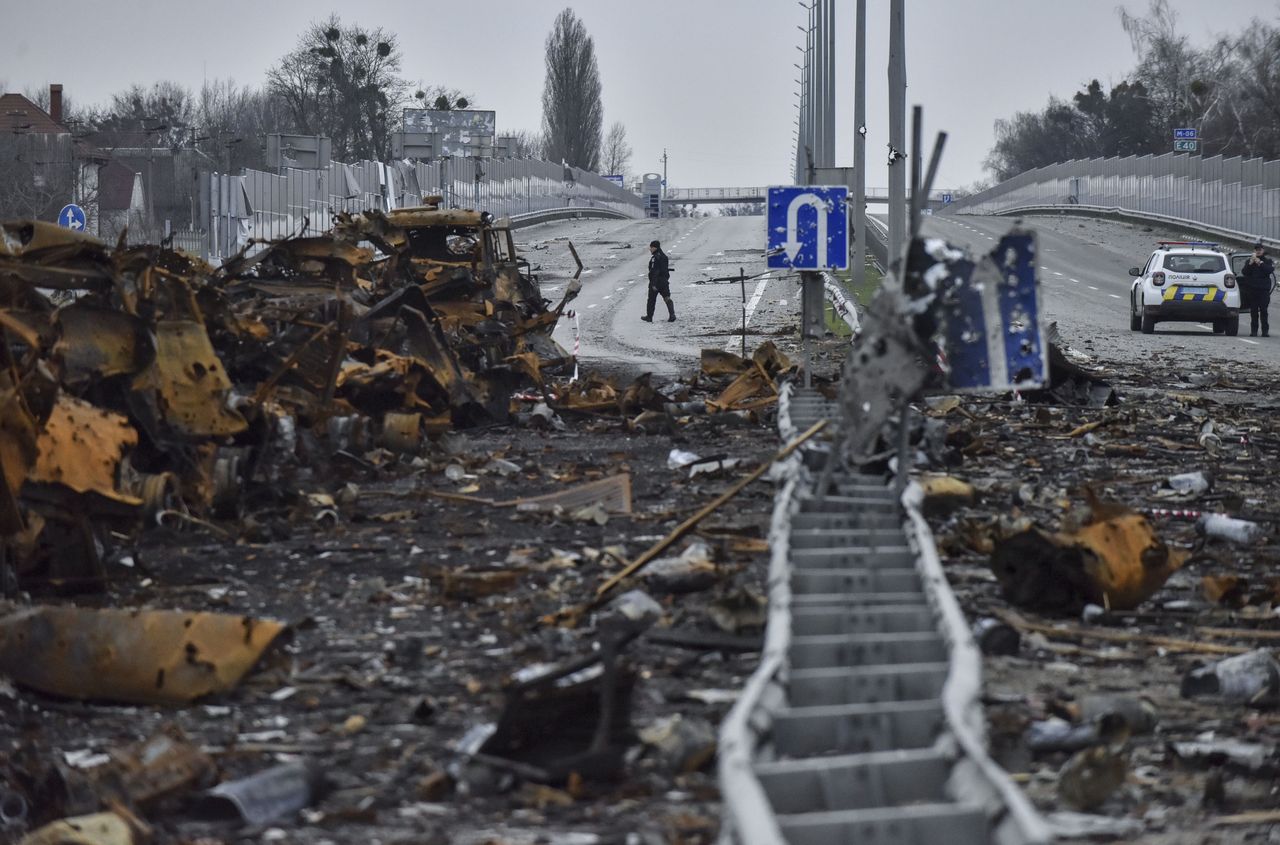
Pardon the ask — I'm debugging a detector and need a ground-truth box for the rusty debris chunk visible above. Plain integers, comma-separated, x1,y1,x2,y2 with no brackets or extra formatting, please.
990,495,1188,614
0,606,286,705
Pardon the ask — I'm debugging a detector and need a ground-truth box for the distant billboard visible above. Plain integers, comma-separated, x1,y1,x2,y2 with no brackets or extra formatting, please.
402,109,496,157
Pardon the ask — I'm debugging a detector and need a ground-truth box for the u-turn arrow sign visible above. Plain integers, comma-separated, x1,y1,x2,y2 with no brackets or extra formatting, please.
766,185,848,271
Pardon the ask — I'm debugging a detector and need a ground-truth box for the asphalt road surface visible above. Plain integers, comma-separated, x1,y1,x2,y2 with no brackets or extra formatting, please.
520,216,795,376
924,212,1280,371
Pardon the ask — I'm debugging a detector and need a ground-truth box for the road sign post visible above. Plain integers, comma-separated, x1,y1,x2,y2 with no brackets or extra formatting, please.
58,203,86,231
767,185,848,387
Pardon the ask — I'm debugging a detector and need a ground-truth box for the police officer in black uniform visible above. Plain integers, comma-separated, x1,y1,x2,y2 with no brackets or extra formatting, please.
642,240,675,323
1241,242,1275,337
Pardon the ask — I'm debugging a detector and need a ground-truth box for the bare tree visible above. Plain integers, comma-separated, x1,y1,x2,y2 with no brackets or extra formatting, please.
23,86,81,128
267,16,408,161
408,85,474,112
540,9,604,171
194,79,289,172
1216,22,1280,159
0,135,76,222
504,129,544,159
601,121,631,176
1119,1,1227,137
90,81,196,148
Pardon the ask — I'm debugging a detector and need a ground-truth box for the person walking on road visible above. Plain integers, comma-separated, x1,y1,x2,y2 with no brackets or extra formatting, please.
1241,242,1275,337
642,240,676,323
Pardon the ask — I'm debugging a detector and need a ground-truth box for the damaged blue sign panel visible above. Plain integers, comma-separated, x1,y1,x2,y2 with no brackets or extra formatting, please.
766,186,849,271
930,230,1047,392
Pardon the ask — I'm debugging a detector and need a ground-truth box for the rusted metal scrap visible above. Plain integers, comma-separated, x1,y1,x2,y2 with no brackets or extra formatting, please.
17,807,150,845
0,200,575,591
0,606,286,705
990,495,1189,615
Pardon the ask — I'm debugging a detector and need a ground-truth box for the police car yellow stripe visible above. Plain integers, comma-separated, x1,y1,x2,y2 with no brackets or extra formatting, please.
1162,286,1225,302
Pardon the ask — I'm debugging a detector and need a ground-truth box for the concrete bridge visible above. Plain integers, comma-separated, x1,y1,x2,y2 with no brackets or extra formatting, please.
663,186,956,206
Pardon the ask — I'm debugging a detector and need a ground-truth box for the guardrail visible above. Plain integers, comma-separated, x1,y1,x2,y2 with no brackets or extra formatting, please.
506,206,635,230
665,187,955,202
967,202,1280,252
820,272,860,334
718,382,1051,844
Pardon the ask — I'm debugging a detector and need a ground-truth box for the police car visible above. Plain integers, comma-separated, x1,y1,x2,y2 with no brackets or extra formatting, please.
1128,241,1241,335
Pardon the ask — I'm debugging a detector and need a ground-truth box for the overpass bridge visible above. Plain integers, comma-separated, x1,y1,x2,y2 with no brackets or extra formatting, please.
663,186,956,206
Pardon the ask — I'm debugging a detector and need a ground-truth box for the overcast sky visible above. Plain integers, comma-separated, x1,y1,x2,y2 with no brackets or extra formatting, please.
3,0,1277,191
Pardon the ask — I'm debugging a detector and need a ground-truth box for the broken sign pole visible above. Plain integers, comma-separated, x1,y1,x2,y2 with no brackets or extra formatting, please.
740,267,747,359
591,419,828,605
909,105,923,239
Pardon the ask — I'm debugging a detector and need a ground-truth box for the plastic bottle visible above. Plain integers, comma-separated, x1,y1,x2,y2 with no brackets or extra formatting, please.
1166,470,1211,496
1180,648,1280,706
1197,514,1265,545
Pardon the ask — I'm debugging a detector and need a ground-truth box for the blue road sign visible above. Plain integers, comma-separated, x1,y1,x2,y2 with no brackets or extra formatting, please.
942,193,954,204
766,185,848,270
1173,128,1198,140
58,203,86,231
916,230,1046,392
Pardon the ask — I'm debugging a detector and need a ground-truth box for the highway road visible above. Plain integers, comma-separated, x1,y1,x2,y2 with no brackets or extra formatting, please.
924,212,1280,372
525,209,1277,382
525,216,795,376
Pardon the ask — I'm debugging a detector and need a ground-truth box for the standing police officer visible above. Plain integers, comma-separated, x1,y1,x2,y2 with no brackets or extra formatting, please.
642,240,675,323
1241,242,1275,337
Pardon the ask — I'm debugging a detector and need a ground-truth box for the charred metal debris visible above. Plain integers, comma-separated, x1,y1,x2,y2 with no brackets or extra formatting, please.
0,203,586,593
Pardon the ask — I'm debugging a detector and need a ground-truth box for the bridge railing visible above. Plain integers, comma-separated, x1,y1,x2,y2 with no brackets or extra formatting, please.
664,186,955,202
665,187,767,201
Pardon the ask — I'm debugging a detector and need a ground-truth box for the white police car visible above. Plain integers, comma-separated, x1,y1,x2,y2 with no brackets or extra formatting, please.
1128,241,1241,335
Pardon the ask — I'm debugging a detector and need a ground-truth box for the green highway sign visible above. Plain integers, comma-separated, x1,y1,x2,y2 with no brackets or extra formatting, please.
1173,139,1198,152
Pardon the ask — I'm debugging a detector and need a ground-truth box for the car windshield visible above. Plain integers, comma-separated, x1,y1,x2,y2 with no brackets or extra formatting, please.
1163,254,1225,273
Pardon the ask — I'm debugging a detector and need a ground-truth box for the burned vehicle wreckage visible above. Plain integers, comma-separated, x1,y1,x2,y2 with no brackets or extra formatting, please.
0,199,581,594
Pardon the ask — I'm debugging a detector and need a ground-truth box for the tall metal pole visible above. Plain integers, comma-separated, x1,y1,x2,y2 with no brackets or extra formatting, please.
824,0,836,168
852,0,867,289
887,0,907,267
814,0,825,169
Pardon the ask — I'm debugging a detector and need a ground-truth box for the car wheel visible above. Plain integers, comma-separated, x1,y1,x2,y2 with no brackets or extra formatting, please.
1212,319,1225,333
1140,305,1156,334
1129,296,1141,331
1225,316,1239,336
